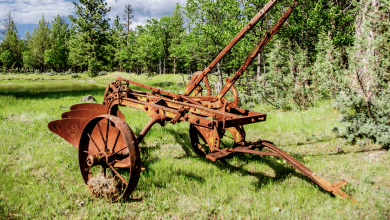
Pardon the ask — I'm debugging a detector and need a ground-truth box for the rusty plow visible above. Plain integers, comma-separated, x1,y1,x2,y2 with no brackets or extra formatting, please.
48,0,355,202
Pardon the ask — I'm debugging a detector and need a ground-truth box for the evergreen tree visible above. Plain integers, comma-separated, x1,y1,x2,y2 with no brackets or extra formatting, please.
44,15,69,72
122,4,134,46
22,30,35,71
24,15,50,72
106,15,125,71
0,13,22,72
69,0,111,76
333,0,390,149
169,3,185,74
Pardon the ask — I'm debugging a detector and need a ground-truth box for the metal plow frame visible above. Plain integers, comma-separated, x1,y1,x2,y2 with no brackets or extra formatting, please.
49,0,355,202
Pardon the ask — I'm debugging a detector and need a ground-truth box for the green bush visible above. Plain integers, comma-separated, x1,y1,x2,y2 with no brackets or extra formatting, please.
98,70,108,76
70,73,79,78
46,69,57,76
64,69,73,75
330,2,390,149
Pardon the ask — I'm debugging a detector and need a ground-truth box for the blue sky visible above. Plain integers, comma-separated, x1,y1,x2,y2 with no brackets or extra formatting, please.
0,0,187,39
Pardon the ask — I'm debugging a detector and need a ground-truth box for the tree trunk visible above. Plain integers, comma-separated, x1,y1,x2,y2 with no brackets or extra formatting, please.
163,53,166,74
173,57,176,74
159,58,162,74
217,62,223,86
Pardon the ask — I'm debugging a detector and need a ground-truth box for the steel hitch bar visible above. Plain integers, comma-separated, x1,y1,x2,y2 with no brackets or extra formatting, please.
206,140,356,201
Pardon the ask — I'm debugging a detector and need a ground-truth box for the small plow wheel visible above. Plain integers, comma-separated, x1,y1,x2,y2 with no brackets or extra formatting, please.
189,124,210,157
78,115,141,202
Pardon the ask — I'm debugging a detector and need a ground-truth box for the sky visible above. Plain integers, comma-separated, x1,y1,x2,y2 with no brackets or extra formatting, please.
0,0,187,38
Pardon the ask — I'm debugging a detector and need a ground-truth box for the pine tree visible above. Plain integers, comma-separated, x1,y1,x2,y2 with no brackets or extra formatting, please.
333,0,390,149
69,0,111,76
169,3,185,74
106,15,125,71
25,15,50,72
44,15,69,72
122,4,134,46
0,13,22,72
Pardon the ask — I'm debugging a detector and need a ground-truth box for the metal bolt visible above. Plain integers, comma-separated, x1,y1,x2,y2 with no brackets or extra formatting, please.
251,118,255,122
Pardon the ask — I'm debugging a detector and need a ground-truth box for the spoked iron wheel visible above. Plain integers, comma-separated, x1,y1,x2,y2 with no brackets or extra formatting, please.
189,125,234,157
189,124,210,157
78,115,141,202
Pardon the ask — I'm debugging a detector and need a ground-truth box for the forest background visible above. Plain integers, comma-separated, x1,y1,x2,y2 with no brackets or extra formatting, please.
1,0,390,149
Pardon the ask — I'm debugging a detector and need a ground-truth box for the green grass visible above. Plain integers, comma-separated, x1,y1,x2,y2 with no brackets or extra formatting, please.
0,73,389,219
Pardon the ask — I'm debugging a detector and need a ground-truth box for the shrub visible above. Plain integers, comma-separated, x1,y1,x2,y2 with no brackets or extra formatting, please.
47,69,57,76
98,71,108,76
332,1,390,149
70,73,79,78
64,69,73,75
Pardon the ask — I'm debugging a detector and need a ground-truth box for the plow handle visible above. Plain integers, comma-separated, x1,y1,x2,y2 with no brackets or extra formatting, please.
184,0,279,96
217,1,298,99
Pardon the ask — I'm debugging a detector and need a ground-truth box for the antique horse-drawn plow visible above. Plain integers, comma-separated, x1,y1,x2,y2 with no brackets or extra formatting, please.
49,0,354,201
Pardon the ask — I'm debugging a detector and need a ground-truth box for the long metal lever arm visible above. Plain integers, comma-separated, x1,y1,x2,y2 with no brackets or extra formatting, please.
217,1,298,99
184,0,279,96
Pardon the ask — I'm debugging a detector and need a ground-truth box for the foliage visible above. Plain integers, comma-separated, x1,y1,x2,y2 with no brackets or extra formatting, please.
0,50,14,71
24,15,51,71
332,0,390,149
44,15,69,71
98,70,108,76
64,68,73,75
0,16,22,71
68,0,111,76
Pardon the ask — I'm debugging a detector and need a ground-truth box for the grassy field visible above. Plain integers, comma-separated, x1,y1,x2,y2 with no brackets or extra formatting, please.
0,72,389,219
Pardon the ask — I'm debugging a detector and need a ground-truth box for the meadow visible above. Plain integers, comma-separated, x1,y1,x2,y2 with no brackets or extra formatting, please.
0,72,389,219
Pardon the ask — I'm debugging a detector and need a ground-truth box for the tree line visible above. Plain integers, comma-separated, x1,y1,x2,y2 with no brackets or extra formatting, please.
1,0,390,148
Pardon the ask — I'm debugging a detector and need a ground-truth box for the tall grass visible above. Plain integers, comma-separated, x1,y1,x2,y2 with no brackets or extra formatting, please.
0,73,389,219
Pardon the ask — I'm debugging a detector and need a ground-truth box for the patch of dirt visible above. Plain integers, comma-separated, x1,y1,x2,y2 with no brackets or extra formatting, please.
5,114,32,123
87,173,121,201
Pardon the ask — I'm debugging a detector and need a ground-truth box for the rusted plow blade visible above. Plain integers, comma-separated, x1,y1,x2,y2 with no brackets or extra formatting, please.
48,0,356,202
48,103,125,148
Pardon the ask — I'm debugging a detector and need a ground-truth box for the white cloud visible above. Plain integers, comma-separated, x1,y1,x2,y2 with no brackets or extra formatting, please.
0,0,74,24
106,0,187,29
0,0,186,28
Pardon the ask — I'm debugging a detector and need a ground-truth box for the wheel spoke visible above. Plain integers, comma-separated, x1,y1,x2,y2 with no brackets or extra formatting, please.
111,146,127,155
87,133,101,151
111,130,121,152
108,164,128,185
96,123,106,150
105,118,109,149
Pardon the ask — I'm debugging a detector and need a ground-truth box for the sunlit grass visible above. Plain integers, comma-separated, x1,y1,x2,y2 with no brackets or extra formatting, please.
0,73,389,219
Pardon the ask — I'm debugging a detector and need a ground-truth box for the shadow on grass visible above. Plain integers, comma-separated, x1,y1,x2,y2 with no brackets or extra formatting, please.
0,88,106,100
159,128,350,198
162,128,300,190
